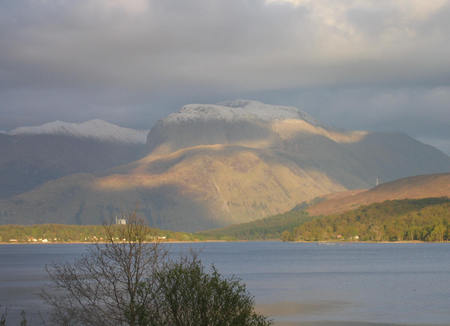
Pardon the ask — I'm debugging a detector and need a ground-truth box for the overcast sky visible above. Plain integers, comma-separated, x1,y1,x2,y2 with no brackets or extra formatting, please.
1,0,450,154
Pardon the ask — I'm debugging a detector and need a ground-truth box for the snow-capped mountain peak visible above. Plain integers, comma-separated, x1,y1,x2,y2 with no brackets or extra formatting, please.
8,119,149,144
164,100,319,125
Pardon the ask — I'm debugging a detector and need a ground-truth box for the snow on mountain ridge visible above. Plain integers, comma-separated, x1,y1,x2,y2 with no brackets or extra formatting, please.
9,119,149,144
164,100,319,125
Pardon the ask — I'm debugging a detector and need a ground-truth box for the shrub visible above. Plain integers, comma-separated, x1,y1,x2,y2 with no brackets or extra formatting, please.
146,255,271,326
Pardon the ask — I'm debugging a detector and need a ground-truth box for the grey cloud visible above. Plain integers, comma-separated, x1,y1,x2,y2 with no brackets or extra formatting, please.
3,0,449,90
242,85,450,154
0,0,449,154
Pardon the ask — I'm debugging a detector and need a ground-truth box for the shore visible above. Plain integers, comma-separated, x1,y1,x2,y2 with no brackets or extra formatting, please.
275,322,450,326
1,239,448,245
256,301,450,326
0,239,229,245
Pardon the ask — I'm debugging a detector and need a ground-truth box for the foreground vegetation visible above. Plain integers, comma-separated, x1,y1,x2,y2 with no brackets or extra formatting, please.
1,214,272,326
284,197,450,242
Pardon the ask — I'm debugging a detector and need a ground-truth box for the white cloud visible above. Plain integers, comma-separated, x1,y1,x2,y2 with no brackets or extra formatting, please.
266,0,447,19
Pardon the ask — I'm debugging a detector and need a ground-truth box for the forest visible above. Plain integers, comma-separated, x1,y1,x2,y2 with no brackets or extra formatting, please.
197,209,314,240
284,198,450,242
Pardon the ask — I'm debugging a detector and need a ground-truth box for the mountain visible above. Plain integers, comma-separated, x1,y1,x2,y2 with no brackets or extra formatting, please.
0,101,449,231
0,120,148,198
307,173,450,216
146,100,450,189
146,100,319,154
8,119,149,144
0,147,346,230
197,173,450,240
195,173,450,241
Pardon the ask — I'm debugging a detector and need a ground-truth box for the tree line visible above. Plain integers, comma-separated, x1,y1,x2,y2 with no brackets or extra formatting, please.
282,198,450,242
197,210,313,240
0,224,196,243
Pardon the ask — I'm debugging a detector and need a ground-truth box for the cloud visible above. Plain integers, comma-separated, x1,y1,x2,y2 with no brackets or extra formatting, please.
0,0,449,153
2,0,450,90
97,0,150,14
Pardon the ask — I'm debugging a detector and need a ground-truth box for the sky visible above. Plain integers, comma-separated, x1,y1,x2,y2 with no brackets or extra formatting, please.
1,0,450,154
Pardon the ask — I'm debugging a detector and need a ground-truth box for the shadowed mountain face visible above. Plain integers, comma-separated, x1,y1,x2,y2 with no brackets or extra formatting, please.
340,133,450,185
1,100,449,231
0,133,146,199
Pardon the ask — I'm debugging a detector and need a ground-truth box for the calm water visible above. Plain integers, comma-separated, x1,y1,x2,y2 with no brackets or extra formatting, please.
0,242,449,325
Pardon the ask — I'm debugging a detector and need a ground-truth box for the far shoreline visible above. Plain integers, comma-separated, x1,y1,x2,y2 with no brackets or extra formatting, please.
1,240,448,245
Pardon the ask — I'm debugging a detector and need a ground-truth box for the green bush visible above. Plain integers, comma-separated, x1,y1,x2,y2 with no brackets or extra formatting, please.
144,255,271,326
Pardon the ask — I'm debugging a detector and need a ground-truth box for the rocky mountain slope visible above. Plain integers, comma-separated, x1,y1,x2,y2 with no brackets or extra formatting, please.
1,101,449,231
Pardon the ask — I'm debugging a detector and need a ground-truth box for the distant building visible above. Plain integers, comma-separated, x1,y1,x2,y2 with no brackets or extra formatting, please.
115,217,127,225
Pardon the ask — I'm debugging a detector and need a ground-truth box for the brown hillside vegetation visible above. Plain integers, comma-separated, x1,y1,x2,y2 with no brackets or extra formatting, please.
0,144,345,231
307,173,450,216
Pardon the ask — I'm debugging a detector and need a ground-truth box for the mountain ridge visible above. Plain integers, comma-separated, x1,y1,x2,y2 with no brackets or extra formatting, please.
307,173,450,216
0,100,449,231
6,119,149,144
164,100,319,125
0,132,146,199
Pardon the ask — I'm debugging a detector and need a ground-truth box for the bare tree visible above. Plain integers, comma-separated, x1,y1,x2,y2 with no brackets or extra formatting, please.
42,212,272,326
42,212,165,326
